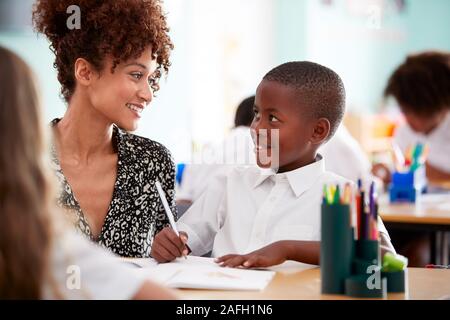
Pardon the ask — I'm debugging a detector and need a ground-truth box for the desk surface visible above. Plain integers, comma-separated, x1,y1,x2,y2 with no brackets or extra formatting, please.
429,180,450,190
379,194,450,225
177,265,450,300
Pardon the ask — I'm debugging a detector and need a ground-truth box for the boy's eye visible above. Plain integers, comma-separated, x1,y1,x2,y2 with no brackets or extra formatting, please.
253,109,260,119
269,115,279,122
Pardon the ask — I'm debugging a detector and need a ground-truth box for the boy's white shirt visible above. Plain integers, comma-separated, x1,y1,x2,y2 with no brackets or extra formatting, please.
177,155,389,258
394,111,450,173
178,125,373,203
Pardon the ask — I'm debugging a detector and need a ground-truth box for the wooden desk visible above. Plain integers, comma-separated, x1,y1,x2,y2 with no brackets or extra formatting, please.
380,203,450,226
379,194,450,265
429,180,450,190
178,265,450,300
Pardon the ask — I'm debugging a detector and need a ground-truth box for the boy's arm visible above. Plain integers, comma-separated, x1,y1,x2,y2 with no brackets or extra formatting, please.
151,172,227,262
215,240,320,268
176,172,228,257
378,216,396,257
283,241,320,265
380,230,396,258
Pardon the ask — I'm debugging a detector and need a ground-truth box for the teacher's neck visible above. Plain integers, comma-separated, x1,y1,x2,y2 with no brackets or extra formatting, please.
55,92,115,164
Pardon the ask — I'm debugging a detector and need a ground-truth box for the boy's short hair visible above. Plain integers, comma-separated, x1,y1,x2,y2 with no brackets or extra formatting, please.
384,51,450,116
263,61,345,140
234,96,255,127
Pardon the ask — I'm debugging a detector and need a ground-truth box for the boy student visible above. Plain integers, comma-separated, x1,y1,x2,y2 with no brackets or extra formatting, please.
151,61,395,267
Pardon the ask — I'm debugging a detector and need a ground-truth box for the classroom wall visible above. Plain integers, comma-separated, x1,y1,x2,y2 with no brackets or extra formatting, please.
274,0,308,63
0,0,63,120
0,32,65,121
183,0,275,154
274,0,450,113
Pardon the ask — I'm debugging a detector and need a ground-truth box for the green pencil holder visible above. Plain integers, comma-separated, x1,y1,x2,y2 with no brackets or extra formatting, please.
382,269,407,293
345,274,387,298
355,239,380,265
352,258,375,275
321,204,353,294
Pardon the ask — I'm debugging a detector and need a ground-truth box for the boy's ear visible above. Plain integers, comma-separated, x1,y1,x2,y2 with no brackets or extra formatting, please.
311,118,331,145
74,58,96,86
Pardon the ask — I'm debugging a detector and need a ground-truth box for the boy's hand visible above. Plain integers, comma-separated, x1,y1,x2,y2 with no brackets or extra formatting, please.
151,227,189,263
215,242,288,268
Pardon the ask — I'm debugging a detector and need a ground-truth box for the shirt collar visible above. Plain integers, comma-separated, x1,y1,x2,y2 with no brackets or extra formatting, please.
253,154,325,197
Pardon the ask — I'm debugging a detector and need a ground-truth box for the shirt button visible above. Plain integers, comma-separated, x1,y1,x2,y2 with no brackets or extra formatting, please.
270,196,276,202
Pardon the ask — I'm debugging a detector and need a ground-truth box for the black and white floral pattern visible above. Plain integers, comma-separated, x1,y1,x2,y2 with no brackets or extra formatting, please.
50,119,177,257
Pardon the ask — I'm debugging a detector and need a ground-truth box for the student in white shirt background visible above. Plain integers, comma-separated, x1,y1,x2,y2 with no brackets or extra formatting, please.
373,51,450,184
176,96,257,207
0,46,176,299
373,51,450,267
319,124,373,184
151,61,395,267
393,112,450,177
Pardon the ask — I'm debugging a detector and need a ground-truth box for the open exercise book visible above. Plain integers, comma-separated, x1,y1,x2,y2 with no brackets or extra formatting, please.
120,256,275,291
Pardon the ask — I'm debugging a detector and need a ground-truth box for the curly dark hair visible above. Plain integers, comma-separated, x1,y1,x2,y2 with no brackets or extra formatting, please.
234,96,255,127
263,61,346,139
384,51,450,116
32,0,174,102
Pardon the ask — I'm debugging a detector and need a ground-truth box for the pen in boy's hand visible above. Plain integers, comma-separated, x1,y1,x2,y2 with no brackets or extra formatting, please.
155,180,187,259
179,231,189,259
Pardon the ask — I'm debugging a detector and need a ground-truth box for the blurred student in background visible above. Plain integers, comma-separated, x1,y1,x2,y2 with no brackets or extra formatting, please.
374,51,450,267
374,51,450,184
319,124,373,184
0,46,176,299
177,96,257,207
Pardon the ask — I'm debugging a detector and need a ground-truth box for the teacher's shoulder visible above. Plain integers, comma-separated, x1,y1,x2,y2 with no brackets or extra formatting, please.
121,130,175,166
